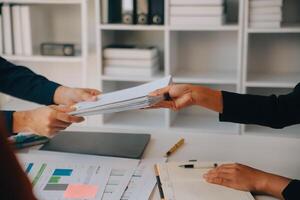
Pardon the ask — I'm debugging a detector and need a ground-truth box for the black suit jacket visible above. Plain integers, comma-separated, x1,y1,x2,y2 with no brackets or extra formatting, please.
0,57,60,135
220,88,300,200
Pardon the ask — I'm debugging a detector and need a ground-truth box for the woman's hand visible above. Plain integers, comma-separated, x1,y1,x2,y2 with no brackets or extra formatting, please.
13,106,84,137
203,163,291,199
54,86,101,106
149,84,223,112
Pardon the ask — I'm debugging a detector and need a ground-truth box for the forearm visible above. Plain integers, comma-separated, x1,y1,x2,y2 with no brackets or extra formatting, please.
191,85,223,113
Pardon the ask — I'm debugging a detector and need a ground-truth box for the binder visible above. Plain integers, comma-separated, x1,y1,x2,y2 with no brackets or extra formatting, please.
20,6,33,56
108,0,122,23
12,5,23,55
150,0,164,25
136,0,149,25
122,0,135,24
2,4,14,55
101,0,108,23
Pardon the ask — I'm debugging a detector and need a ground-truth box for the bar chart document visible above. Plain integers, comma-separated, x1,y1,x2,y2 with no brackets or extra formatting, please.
18,154,111,200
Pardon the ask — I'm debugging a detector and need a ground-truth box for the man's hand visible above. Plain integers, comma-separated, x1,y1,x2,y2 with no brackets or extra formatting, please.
203,163,291,199
54,86,101,106
149,84,223,112
13,106,84,137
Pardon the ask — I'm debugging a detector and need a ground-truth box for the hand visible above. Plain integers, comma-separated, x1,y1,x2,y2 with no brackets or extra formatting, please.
203,163,291,199
13,106,84,137
149,84,223,112
54,86,101,106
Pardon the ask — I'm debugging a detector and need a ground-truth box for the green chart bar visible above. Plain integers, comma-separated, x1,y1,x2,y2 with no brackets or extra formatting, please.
32,163,47,186
48,176,61,184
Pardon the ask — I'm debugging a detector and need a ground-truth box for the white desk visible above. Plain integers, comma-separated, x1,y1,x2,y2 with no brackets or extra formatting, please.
24,129,300,200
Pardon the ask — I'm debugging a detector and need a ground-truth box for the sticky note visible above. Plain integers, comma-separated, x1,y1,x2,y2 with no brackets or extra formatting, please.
64,184,98,199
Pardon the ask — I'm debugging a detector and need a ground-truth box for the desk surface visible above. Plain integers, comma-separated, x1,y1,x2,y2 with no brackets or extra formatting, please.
25,129,300,200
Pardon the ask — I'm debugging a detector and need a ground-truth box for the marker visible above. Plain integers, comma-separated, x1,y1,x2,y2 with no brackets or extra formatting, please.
164,138,184,157
179,163,218,169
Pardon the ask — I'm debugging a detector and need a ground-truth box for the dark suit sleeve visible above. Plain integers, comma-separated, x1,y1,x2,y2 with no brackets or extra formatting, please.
0,57,61,135
219,83,300,129
282,180,300,200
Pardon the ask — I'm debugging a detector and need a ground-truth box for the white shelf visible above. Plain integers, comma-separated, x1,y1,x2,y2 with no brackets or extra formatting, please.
245,125,300,138
248,27,300,34
171,113,239,134
0,0,85,4
2,55,83,63
173,70,238,84
103,110,166,129
101,72,165,82
246,72,300,88
99,24,165,31
170,25,239,32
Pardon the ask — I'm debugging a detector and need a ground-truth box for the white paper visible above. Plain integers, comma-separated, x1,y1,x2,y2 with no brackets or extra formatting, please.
121,158,167,200
28,150,140,200
70,76,172,116
17,153,111,200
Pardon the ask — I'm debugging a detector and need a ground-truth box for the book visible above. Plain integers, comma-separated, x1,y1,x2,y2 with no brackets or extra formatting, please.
170,0,224,6
104,65,159,77
12,5,23,55
20,5,33,56
2,4,14,55
250,6,282,15
170,15,225,26
170,6,224,16
70,76,172,116
0,5,3,54
250,13,282,22
104,57,159,68
103,45,158,59
250,0,283,8
250,21,281,28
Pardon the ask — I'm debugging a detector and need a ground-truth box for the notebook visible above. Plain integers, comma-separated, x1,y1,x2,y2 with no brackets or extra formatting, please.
155,161,255,200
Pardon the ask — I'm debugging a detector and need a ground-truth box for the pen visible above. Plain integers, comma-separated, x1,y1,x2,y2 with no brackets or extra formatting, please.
164,138,184,157
154,164,165,200
179,163,218,169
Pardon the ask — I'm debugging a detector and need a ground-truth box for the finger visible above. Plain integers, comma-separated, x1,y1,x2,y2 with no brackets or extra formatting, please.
149,86,171,96
206,177,233,188
204,171,233,181
83,88,101,96
56,112,85,123
50,105,75,113
174,93,193,110
51,120,72,128
151,101,175,109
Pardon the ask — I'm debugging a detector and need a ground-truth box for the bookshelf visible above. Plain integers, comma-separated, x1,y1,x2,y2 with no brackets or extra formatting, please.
93,0,244,135
242,0,300,137
0,0,89,127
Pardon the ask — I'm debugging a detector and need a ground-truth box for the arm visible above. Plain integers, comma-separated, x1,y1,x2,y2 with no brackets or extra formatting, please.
150,83,300,129
0,57,101,136
203,163,299,200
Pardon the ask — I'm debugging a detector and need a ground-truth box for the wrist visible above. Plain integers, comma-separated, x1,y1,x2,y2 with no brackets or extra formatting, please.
53,86,69,105
13,111,31,133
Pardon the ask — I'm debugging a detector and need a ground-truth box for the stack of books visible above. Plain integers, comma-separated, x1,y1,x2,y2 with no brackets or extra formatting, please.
0,4,32,56
249,0,283,28
103,45,160,77
170,0,225,26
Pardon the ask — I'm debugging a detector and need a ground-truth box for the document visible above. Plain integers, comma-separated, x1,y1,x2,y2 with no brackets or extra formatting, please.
156,161,255,200
17,153,111,200
28,150,140,200
70,76,172,116
121,158,167,200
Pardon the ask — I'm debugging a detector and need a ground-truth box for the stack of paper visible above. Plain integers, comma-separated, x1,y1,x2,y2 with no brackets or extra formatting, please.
70,76,172,116
249,0,283,28
170,0,226,26
103,45,160,77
